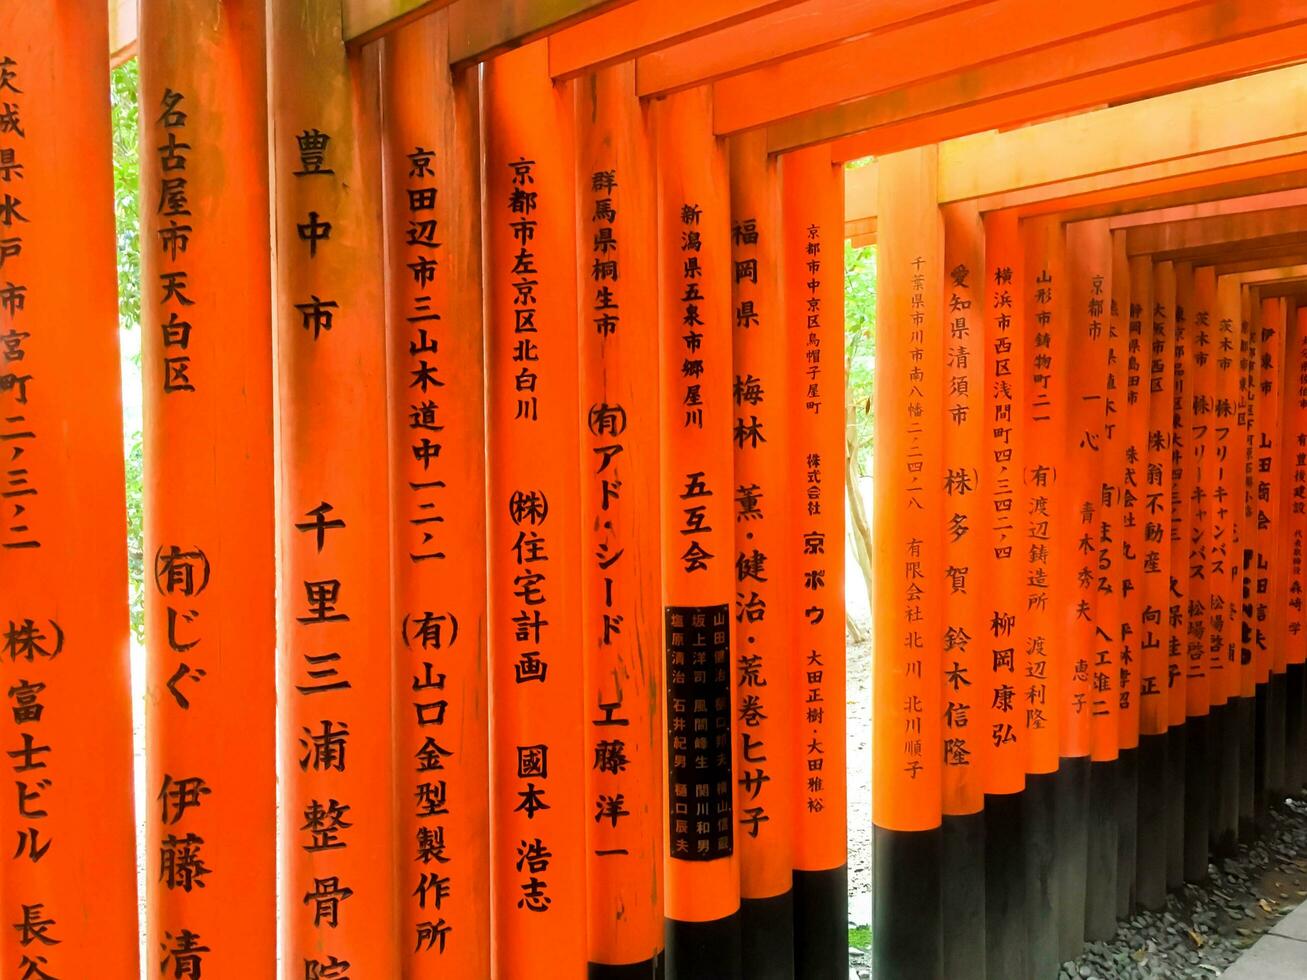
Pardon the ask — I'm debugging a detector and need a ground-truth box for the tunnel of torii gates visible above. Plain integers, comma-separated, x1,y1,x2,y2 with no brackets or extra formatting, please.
10,3,1307,980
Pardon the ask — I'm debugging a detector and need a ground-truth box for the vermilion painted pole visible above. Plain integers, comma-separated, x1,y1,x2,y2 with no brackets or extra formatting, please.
482,41,587,979
1117,240,1148,918
1283,305,1307,797
655,85,742,980
380,13,490,975
1238,285,1259,841
1091,223,1129,941
0,5,139,977
728,129,795,980
139,0,276,973
939,199,987,979
1181,258,1207,883
1255,294,1287,816
781,142,848,980
1018,215,1064,980
1063,218,1113,946
270,9,397,976
1210,270,1244,857
1133,254,1171,911
872,144,944,980
1165,263,1193,889
980,208,1028,980
573,62,665,977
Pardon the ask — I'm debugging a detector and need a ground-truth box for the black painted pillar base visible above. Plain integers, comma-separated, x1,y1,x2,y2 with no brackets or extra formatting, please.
793,867,848,980
740,890,794,980
590,955,666,980
1054,757,1089,962
943,812,986,980
1238,694,1256,844
1212,701,1240,859
1286,663,1306,796
1268,670,1288,802
1135,732,1168,910
1255,681,1271,837
1183,713,1210,883
984,790,1028,980
1165,726,1185,891
1085,759,1118,942
1024,772,1058,980
1116,748,1138,920
666,912,742,980
873,825,943,980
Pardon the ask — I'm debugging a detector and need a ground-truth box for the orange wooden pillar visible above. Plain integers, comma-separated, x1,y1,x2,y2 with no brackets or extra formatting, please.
573,63,665,976
1283,304,1307,796
1018,215,1064,980
1237,284,1259,839
379,14,490,974
482,41,586,978
1063,218,1114,945
1158,262,1186,891
939,200,988,977
980,208,1028,980
1169,262,1201,885
270,9,396,976
0,7,139,977
1091,224,1129,939
728,131,795,978
871,144,944,980
780,143,848,979
1135,256,1171,911
139,0,275,973
1255,294,1288,812
1181,263,1217,882
655,85,741,980
1210,271,1244,856
1116,239,1148,917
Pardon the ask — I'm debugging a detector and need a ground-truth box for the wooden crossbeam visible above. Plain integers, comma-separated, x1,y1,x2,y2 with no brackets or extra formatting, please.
634,0,999,97
713,0,1208,135
770,0,1307,156
1126,207,1307,257
1107,189,1307,229
938,64,1307,203
108,0,633,61
547,0,806,79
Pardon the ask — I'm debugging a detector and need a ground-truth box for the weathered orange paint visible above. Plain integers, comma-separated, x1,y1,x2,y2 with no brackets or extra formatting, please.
872,145,944,830
1019,215,1065,775
482,40,587,977
781,144,847,865
573,62,665,968
981,208,1027,793
270,12,397,976
139,0,276,972
380,13,491,975
728,130,794,901
940,200,987,813
0,5,139,976
1063,219,1112,760
655,84,742,924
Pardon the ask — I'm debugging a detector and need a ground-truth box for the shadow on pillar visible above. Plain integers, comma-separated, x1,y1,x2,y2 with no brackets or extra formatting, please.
1285,663,1305,796
1054,758,1089,961
1255,682,1271,836
741,890,793,980
1165,726,1185,891
1268,670,1288,803
1238,695,1256,844
984,791,1028,980
1183,714,1210,883
943,813,986,980
873,826,943,980
1085,760,1118,942
1135,733,1168,910
665,912,741,980
1116,749,1139,920
590,954,666,980
793,866,848,980
1024,772,1058,980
